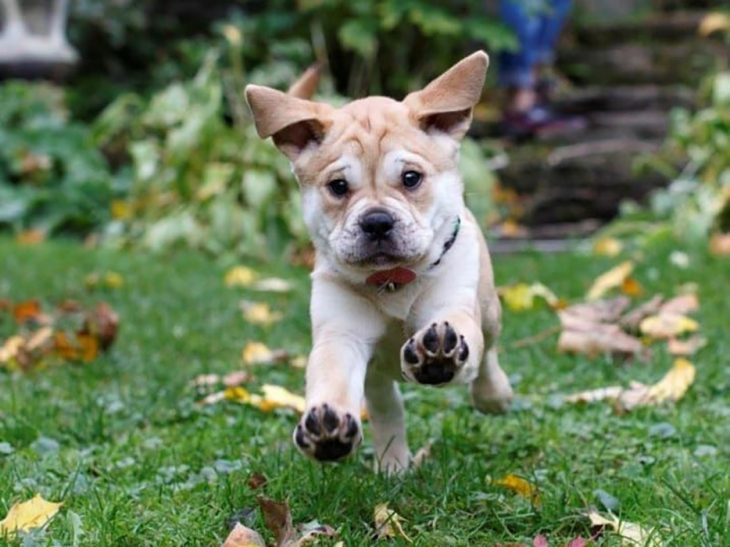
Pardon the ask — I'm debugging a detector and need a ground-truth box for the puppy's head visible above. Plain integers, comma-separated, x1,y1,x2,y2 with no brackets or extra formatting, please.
246,52,488,279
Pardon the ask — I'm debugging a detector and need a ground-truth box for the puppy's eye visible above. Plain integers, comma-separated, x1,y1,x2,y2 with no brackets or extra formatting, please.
402,170,422,189
327,179,349,197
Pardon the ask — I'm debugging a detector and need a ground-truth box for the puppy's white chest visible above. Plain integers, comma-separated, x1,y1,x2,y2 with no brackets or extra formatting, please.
369,281,424,321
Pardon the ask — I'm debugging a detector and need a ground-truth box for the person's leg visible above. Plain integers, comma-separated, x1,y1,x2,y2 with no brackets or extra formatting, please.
535,0,572,67
498,0,542,112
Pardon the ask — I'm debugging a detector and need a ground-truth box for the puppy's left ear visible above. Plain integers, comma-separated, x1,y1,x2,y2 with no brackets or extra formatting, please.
403,51,489,140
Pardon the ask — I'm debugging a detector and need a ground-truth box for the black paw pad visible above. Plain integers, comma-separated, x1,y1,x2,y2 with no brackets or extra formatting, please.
294,405,361,462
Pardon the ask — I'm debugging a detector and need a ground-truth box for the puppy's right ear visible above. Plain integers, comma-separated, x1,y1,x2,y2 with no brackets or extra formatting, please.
245,85,331,160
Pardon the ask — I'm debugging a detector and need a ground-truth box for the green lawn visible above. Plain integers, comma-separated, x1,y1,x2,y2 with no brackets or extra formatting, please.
1,238,728,546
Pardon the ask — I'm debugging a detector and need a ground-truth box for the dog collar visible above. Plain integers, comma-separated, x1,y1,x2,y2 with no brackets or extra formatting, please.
365,217,461,292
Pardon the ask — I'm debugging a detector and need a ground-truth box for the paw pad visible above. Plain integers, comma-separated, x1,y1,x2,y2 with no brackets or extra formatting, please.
294,403,361,461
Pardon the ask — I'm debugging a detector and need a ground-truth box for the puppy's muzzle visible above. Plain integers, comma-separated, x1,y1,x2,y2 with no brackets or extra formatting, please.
359,208,395,241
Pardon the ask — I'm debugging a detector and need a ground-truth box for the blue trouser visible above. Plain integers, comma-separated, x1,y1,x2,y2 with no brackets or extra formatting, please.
498,0,572,88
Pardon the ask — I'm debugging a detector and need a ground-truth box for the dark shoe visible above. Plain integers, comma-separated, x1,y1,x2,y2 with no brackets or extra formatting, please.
500,105,587,141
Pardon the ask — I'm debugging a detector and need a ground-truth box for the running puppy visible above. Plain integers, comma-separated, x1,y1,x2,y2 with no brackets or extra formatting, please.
245,51,513,473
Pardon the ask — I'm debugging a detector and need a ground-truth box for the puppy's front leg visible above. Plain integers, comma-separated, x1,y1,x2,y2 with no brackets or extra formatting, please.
294,277,385,462
402,307,483,386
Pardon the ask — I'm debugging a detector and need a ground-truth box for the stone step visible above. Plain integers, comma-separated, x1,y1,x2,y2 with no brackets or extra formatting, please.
555,84,695,113
497,139,667,225
557,40,729,85
570,10,709,46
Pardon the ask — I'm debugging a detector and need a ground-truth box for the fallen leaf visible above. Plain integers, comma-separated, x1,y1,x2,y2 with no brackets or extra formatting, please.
620,277,643,297
593,237,623,257
247,473,267,490
667,335,706,356
710,232,730,256
223,371,251,387
499,283,560,311
224,386,253,404
532,534,549,547
659,293,699,316
82,302,120,350
16,229,46,245
373,503,411,542
564,386,623,404
620,296,664,332
669,251,690,269
290,355,308,369
258,497,293,546
222,522,266,547
225,266,257,288
255,385,306,413
84,272,124,290
494,474,540,505
242,342,289,365
640,314,699,339
412,442,433,469
13,300,43,324
0,336,24,364
617,358,696,411
192,373,221,387
293,521,338,546
566,537,589,547
252,278,293,293
586,261,634,301
559,298,631,327
0,494,63,537
240,301,282,326
557,323,648,360
586,510,659,546
699,12,730,36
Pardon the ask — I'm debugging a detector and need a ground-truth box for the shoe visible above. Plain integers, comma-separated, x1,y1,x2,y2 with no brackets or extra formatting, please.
500,105,587,141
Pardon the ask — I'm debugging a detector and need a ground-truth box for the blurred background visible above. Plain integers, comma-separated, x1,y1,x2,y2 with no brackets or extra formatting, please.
1,0,728,260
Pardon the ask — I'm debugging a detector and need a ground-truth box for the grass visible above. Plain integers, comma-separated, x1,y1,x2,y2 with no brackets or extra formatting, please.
0,237,728,546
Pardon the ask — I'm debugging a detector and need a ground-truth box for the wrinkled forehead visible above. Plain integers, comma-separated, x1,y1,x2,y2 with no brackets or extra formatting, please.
297,97,455,177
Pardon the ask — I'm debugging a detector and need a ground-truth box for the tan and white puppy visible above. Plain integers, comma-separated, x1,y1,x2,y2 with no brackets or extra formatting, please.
246,51,513,473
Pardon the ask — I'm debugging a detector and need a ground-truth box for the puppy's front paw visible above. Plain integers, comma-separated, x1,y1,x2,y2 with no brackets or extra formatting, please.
401,321,469,385
293,403,361,462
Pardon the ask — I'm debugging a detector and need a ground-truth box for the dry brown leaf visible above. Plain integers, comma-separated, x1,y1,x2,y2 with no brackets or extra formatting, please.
616,358,696,411
559,298,631,327
557,323,648,360
710,232,730,256
586,261,634,301
222,522,266,547
258,497,294,546
619,296,664,332
412,442,433,469
494,474,541,505
82,302,119,350
564,386,623,404
586,510,659,546
13,300,44,324
659,293,699,316
373,503,411,542
667,335,707,356
223,371,250,387
247,472,267,490
0,494,63,537
620,277,643,297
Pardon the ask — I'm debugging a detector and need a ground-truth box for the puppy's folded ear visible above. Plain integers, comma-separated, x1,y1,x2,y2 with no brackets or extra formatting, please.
245,84,331,160
287,63,322,100
403,51,489,140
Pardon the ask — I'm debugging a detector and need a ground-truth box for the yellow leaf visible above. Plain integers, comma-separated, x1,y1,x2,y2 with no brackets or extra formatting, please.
564,386,624,404
0,336,24,364
640,313,699,339
373,503,411,542
222,522,266,547
103,272,124,289
85,271,124,290
225,266,257,288
224,386,252,403
251,277,292,293
586,510,659,546
110,199,132,220
494,474,540,505
241,342,288,365
698,12,730,37
0,494,62,537
241,301,282,326
242,342,274,365
16,229,46,245
593,237,623,257
587,261,634,300
290,355,308,369
255,384,306,413
646,358,696,404
499,283,559,312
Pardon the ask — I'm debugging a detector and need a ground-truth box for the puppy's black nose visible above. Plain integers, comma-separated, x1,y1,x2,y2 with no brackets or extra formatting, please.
360,209,395,240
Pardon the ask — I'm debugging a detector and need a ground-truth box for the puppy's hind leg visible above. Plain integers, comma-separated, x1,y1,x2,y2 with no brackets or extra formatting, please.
365,367,411,474
470,347,513,414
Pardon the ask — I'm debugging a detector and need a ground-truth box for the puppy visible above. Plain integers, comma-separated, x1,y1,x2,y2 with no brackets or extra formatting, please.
246,51,513,473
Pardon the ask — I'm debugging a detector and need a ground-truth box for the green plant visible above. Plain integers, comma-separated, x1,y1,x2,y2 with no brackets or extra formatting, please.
94,53,308,258
607,71,730,245
0,82,118,236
